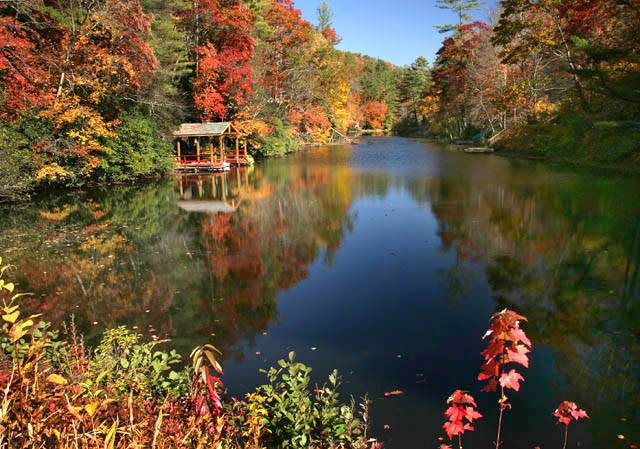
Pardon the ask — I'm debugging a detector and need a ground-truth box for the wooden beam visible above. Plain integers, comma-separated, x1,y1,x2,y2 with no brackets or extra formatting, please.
219,135,224,162
209,138,214,164
177,140,181,160
196,138,200,161
235,136,240,161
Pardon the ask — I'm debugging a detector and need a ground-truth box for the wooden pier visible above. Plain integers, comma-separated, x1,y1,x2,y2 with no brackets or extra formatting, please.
173,122,249,171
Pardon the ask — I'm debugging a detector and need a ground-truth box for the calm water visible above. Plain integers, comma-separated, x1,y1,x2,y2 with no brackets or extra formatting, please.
1,137,639,448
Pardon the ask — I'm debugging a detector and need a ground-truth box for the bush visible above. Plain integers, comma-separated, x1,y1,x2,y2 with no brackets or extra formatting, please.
498,111,640,166
257,119,299,158
0,257,379,449
255,351,370,448
99,113,173,182
0,112,58,201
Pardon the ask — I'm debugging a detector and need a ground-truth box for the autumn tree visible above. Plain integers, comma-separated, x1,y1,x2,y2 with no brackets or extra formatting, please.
189,0,255,121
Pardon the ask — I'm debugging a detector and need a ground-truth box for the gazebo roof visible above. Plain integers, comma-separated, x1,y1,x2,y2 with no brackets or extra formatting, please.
173,122,232,137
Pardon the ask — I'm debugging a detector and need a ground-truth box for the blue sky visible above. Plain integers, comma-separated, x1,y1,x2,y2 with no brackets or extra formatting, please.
294,0,494,67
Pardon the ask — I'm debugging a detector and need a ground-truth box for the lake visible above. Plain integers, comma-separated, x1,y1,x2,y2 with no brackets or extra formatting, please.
1,137,638,448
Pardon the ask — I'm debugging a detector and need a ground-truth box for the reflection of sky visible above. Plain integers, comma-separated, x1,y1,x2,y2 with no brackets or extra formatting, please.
223,166,581,449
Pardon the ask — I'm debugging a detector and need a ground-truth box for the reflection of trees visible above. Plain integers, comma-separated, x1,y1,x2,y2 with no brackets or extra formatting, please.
422,162,640,446
183,164,357,360
0,162,365,361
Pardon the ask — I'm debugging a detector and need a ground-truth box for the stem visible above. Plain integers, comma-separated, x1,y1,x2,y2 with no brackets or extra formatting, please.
562,424,569,449
458,433,463,449
495,386,505,449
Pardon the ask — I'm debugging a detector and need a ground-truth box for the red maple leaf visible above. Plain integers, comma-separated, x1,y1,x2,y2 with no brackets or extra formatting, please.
554,401,589,426
441,390,482,440
499,369,525,392
507,344,530,368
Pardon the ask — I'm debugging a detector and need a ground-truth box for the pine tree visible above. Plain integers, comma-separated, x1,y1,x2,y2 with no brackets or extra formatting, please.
316,2,332,32
435,0,481,33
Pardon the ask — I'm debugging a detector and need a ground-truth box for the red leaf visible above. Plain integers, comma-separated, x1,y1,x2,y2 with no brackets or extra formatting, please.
499,369,525,392
507,344,530,368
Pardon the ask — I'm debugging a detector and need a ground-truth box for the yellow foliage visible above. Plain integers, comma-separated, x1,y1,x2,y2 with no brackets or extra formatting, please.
329,80,351,132
36,163,72,183
38,206,77,222
534,98,559,117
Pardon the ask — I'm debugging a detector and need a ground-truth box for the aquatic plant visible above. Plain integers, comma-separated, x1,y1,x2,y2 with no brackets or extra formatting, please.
440,390,482,449
554,401,589,449
478,308,532,449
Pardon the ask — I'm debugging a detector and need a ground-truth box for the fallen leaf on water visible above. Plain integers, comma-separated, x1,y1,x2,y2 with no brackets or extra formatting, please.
384,390,404,397
619,435,626,440
255,352,261,356
383,424,391,430
629,444,638,449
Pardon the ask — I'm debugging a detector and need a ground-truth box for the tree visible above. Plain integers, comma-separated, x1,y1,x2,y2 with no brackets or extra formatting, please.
190,0,256,121
400,56,431,123
316,2,332,32
0,17,52,119
436,0,482,33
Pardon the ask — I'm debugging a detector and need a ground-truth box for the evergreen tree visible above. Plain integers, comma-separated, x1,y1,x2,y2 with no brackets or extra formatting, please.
435,0,481,33
316,2,333,32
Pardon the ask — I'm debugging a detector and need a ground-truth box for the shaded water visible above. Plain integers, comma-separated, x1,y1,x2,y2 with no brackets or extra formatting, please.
1,137,639,448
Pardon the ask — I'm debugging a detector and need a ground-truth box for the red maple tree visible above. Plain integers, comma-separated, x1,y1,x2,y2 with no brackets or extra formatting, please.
441,390,482,449
192,0,255,121
554,401,589,449
478,308,532,449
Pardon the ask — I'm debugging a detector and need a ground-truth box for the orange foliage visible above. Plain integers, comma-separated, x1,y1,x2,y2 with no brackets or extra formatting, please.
361,100,388,130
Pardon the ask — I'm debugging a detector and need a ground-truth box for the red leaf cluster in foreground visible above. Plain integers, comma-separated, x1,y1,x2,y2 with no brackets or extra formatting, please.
554,401,590,426
478,308,532,393
442,390,483,440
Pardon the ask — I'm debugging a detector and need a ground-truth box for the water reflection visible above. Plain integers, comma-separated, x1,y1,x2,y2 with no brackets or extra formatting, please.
0,138,638,447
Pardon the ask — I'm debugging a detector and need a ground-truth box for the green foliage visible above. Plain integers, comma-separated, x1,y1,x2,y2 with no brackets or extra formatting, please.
100,113,173,182
0,112,59,200
258,120,299,158
435,0,482,33
256,351,367,448
499,111,640,166
87,326,187,398
316,2,333,32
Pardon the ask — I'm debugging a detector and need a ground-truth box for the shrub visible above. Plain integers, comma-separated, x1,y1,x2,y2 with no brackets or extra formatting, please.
100,113,173,181
255,351,370,448
258,119,299,158
0,257,377,449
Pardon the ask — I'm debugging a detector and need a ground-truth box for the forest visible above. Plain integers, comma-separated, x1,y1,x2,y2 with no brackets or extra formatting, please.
3,0,638,201
423,0,640,165
0,0,420,200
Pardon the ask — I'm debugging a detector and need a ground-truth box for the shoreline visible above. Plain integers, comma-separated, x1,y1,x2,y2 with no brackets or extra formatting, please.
415,135,640,176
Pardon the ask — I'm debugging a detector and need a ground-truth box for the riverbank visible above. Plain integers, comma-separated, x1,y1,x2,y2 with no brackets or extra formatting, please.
0,257,378,449
491,115,640,173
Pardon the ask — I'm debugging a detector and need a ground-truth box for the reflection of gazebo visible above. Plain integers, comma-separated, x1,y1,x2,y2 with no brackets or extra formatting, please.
176,171,250,213
173,122,249,171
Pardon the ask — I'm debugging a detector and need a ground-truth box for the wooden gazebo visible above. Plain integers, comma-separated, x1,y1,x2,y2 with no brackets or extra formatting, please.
173,122,249,171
